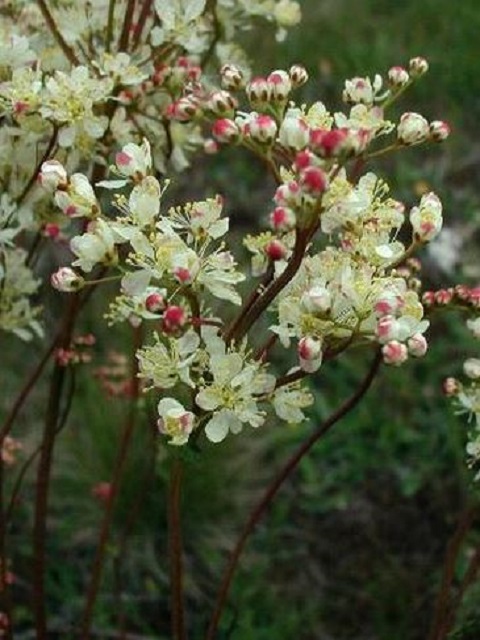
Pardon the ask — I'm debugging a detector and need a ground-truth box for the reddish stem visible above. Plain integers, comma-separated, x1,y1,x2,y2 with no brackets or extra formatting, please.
35,0,80,66
427,506,478,640
205,349,382,640
168,457,187,640
80,327,142,639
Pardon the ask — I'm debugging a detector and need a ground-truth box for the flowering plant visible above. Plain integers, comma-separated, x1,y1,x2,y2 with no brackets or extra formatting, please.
0,1,478,638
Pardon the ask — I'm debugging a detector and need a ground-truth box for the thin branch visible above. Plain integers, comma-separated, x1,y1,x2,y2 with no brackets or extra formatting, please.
106,0,117,53
427,506,478,640
205,349,382,640
168,457,187,640
17,125,58,207
35,0,80,66
118,0,136,52
132,0,154,50
32,293,80,639
80,326,142,639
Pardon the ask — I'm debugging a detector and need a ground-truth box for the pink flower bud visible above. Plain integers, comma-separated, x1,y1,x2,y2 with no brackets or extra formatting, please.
429,120,450,142
382,341,408,366
422,291,436,306
265,239,287,261
293,150,314,171
51,267,84,292
298,336,323,372
246,77,271,105
248,114,278,144
469,287,480,308
388,66,410,87
267,70,292,101
274,181,301,207
443,377,460,396
299,166,328,195
407,333,428,357
173,266,195,284
269,206,296,231
397,112,430,145
376,315,398,343
145,292,165,313
207,90,237,115
309,128,348,157
374,293,404,317
166,97,199,121
43,223,61,239
435,289,453,305
163,305,186,333
409,57,429,77
212,118,240,144
38,160,68,191
289,64,309,87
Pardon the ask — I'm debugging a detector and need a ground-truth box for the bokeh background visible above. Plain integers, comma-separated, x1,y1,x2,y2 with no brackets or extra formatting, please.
4,0,480,638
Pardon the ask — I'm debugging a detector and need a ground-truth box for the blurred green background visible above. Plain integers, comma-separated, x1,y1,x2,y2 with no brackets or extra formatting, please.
4,0,480,638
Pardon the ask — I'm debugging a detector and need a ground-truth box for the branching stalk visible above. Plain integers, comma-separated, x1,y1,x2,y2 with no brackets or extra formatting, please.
205,349,382,640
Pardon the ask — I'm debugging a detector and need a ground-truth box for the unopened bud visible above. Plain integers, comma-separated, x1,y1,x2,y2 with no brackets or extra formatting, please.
289,64,309,87
407,333,428,357
387,66,410,87
145,292,165,313
212,118,240,144
265,239,287,261
443,377,460,396
397,112,430,146
409,57,429,78
269,206,296,231
382,341,408,366
51,267,84,292
429,120,450,142
163,305,186,333
267,70,292,101
299,166,328,195
220,63,244,90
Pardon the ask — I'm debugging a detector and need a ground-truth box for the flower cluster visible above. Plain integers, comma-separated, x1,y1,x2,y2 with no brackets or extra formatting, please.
42,55,456,448
443,287,480,477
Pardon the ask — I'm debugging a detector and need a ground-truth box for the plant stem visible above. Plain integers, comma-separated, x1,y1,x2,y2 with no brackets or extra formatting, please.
105,0,117,52
80,327,142,639
118,0,136,52
427,506,478,640
168,456,187,640
35,0,80,66
226,230,308,344
131,0,154,50
32,295,80,638
205,349,382,640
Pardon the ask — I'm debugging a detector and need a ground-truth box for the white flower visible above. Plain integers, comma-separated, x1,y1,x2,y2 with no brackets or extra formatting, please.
272,384,313,423
54,174,99,219
278,108,309,150
157,398,195,445
467,317,480,339
464,358,480,380
70,219,117,272
410,192,443,242
128,176,161,227
196,353,275,443
115,139,152,178
397,112,430,145
137,329,200,389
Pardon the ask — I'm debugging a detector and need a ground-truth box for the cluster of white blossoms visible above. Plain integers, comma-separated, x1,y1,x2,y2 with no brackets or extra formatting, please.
43,54,459,447
0,0,301,343
442,289,480,477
